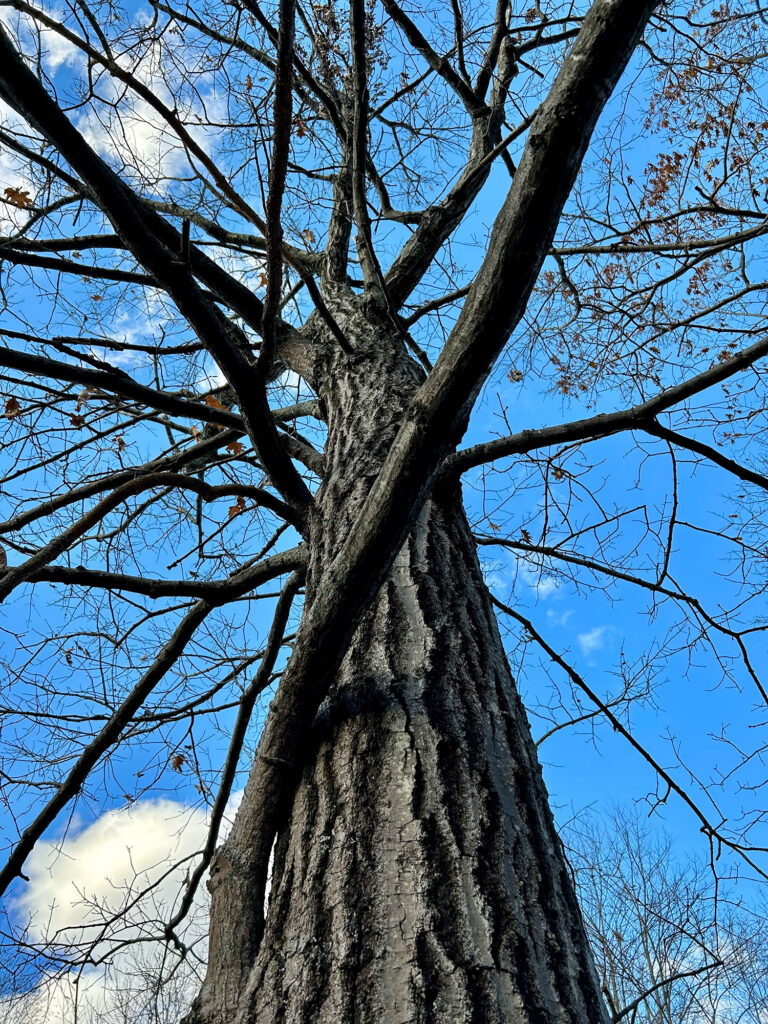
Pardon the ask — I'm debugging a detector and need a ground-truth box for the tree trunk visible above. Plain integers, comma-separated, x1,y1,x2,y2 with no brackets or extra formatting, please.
190,326,610,1024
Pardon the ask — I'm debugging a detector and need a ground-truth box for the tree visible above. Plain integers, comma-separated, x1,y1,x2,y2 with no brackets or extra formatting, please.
0,0,767,1021
566,808,768,1024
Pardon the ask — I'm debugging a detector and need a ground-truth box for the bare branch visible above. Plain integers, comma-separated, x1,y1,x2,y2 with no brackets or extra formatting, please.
0,474,301,603
0,596,213,896
164,569,304,948
449,333,768,473
0,22,313,517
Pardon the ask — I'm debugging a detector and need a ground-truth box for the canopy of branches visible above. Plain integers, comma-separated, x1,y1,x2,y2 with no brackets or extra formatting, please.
0,0,766,1019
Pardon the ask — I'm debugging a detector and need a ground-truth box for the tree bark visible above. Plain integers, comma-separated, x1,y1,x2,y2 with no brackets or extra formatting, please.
189,327,610,1023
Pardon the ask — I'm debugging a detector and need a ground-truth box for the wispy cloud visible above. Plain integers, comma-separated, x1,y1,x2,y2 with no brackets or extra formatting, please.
520,562,559,599
578,626,608,655
547,608,574,627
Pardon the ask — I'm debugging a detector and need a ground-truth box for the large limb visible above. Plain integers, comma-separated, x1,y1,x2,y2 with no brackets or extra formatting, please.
23,547,305,601
195,2,660,1017
350,0,386,299
164,570,304,950
0,347,243,431
0,473,301,603
5,0,308,265
259,0,297,374
447,332,768,473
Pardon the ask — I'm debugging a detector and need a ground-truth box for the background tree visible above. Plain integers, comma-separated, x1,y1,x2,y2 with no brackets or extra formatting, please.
567,808,768,1024
0,0,767,1022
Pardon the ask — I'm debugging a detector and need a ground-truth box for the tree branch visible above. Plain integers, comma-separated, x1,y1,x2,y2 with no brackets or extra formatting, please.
0,595,213,896
0,347,243,430
0,23,313,517
645,420,768,493
164,570,304,949
260,0,297,376
492,599,768,881
0,474,301,603
448,333,768,474
25,545,306,599
0,247,155,285
380,0,489,117
612,961,723,1023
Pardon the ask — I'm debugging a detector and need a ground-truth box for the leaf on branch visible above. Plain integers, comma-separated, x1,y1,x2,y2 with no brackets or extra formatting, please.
77,387,102,410
489,521,501,532
170,753,185,773
245,74,253,92
3,186,33,208
552,466,565,481
507,368,524,383
69,414,87,428
228,494,247,519
301,228,316,244
226,439,244,456
258,272,268,287
520,529,532,544
4,396,22,418
295,118,307,138
204,394,229,411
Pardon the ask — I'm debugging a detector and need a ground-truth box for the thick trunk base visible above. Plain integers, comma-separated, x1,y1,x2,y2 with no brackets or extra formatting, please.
232,499,608,1023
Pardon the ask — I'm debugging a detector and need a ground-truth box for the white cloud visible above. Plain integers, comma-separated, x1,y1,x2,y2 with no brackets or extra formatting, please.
520,562,559,599
4,794,242,1024
578,626,608,655
0,4,81,74
547,608,574,627
14,798,206,946
66,20,226,181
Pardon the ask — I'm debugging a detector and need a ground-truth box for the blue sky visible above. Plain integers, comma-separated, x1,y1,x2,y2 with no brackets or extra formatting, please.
1,0,768,1017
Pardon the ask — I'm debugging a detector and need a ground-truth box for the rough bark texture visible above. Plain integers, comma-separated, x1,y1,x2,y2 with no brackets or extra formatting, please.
189,328,611,1023
244,509,608,1023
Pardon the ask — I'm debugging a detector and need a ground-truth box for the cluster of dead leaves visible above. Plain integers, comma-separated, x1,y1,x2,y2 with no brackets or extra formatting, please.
3,186,33,209
228,494,247,519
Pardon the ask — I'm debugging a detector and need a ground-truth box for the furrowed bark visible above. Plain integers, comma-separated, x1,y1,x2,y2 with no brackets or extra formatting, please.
241,506,609,1022
188,324,610,1023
